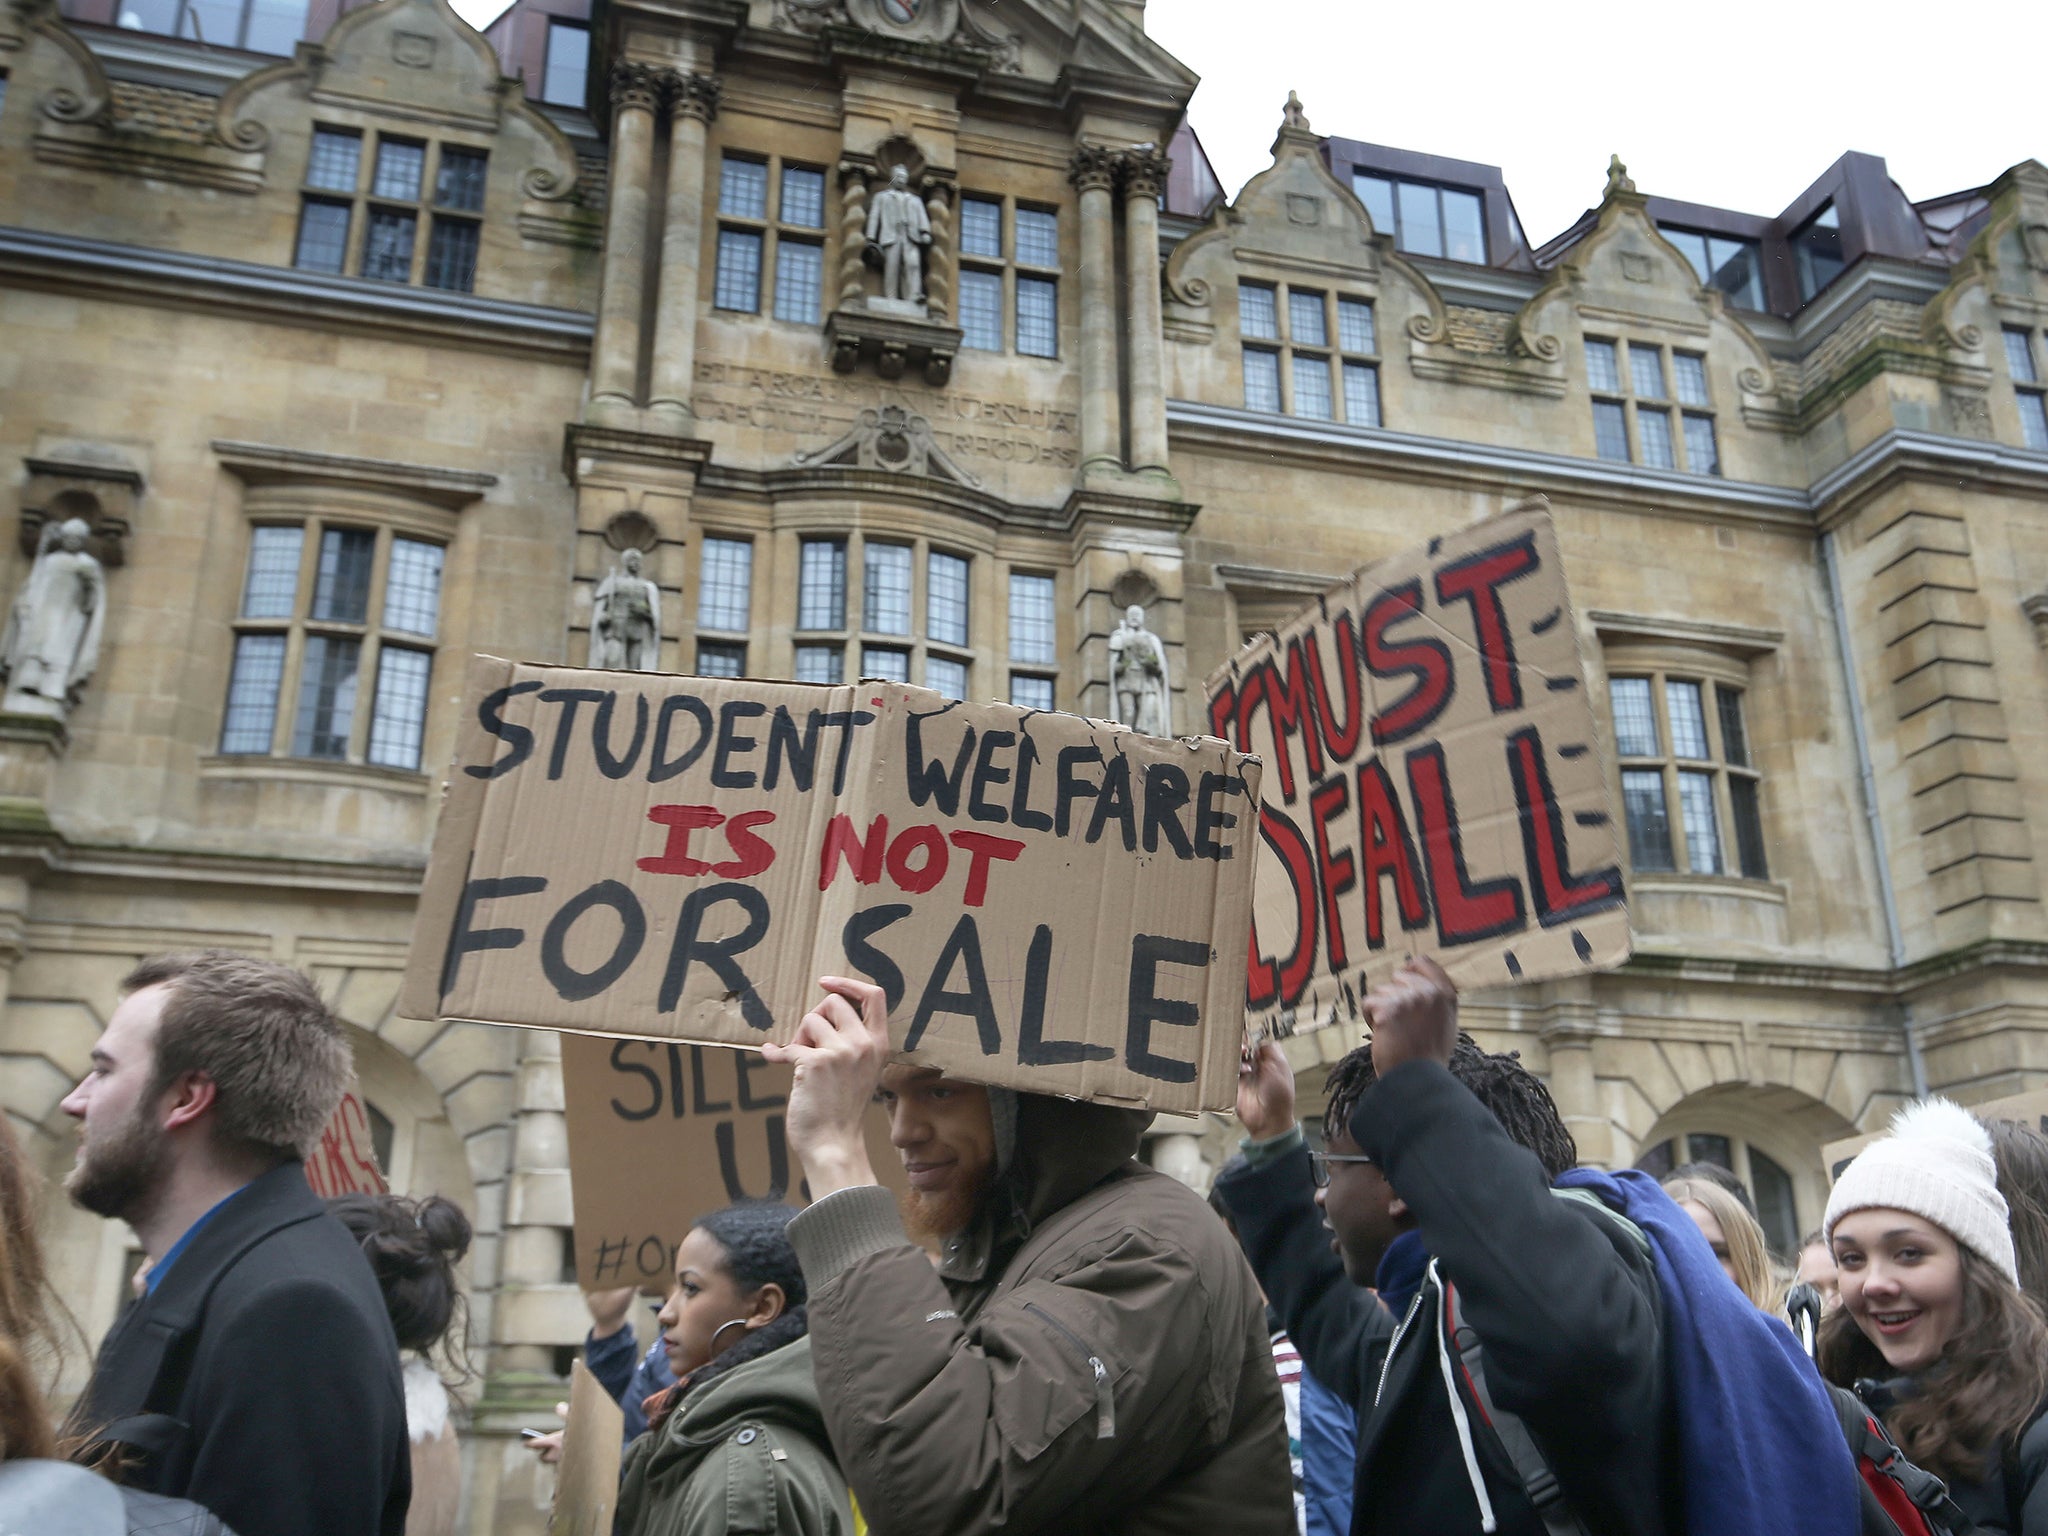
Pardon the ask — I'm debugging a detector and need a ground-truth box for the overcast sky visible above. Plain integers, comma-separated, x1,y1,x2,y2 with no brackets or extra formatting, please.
1144,0,2042,245
469,0,2046,248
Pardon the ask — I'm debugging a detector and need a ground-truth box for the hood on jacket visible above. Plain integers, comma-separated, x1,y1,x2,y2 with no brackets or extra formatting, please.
940,1092,1152,1283
634,1333,827,1494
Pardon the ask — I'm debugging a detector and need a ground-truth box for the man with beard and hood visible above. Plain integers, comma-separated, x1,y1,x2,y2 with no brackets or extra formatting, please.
759,975,1294,1536
61,950,410,1536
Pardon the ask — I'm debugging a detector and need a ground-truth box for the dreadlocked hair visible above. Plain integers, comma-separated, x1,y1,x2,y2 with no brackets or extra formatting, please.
1323,1032,1579,1181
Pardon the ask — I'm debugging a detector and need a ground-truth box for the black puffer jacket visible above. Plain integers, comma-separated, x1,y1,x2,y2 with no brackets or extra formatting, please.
1861,1381,2048,1535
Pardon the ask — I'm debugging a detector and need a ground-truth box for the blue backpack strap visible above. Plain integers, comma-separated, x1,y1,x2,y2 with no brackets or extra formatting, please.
1445,1280,1592,1536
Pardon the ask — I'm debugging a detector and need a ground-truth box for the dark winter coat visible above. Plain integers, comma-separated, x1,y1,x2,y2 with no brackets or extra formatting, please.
1859,1380,2048,1536
73,1160,411,1536
1947,1408,2048,1534
1218,1060,1677,1536
786,1092,1295,1536
615,1333,852,1536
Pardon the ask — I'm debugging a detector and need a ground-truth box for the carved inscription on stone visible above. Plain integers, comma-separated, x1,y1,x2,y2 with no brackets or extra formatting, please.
693,362,1080,469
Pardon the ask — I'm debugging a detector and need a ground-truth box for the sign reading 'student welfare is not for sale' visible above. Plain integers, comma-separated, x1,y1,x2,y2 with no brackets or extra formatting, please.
398,666,1263,1113
1207,502,1632,1040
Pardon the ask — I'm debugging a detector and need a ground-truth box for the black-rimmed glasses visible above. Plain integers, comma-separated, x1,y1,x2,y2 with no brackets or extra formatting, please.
1309,1152,1374,1188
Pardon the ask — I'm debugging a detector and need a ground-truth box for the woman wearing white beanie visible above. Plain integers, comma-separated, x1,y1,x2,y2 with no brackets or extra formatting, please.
1820,1097,2048,1533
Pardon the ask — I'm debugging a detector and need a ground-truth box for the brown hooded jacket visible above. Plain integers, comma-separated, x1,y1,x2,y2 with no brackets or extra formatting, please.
787,1092,1294,1536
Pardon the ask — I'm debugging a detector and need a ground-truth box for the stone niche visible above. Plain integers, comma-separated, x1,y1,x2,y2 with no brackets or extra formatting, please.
823,146,964,386
17,440,142,567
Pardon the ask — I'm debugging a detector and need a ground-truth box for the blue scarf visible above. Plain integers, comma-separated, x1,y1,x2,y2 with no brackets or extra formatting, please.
1374,1229,1430,1319
1558,1167,1858,1536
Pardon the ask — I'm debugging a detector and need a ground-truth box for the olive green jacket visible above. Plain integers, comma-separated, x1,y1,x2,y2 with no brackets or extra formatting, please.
615,1337,853,1536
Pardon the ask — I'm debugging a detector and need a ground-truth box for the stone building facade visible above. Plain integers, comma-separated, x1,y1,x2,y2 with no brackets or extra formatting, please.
3,0,2048,1522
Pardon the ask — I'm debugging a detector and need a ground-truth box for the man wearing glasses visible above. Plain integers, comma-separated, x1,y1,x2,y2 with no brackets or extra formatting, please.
1215,956,1675,1536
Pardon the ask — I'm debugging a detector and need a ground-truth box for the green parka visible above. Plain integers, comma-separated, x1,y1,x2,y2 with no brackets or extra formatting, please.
615,1335,854,1536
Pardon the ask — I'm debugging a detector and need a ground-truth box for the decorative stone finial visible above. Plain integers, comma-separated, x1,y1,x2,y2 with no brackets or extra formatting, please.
1605,154,1636,198
1282,91,1310,134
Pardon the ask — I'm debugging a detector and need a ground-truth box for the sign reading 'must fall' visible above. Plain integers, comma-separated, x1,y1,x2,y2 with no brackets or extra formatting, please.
1206,502,1632,1039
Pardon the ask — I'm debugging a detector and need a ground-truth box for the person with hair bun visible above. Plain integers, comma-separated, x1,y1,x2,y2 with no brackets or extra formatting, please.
614,1201,851,1536
329,1194,473,1536
1822,1098,2048,1532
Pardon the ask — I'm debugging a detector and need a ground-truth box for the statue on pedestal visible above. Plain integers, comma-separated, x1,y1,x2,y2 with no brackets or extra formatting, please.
1108,603,1170,737
1,517,105,719
590,548,662,671
865,165,931,309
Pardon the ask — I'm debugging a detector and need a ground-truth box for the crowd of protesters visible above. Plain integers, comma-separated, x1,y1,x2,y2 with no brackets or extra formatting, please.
6,950,2048,1533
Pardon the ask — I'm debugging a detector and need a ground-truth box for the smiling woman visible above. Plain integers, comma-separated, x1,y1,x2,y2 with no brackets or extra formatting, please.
1818,1099,2048,1531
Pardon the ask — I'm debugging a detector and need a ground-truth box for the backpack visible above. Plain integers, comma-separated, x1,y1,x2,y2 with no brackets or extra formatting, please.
1825,1383,1975,1536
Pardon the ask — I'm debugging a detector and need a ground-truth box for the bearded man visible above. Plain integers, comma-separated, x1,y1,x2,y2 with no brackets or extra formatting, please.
762,976,1293,1535
63,951,410,1536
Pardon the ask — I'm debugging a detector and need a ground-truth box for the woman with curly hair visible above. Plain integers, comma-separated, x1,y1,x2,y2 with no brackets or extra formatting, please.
615,1201,852,1536
1821,1098,2048,1533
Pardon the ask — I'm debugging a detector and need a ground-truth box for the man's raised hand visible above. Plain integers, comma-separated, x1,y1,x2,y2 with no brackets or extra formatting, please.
1364,955,1460,1079
1236,1038,1298,1142
761,975,890,1198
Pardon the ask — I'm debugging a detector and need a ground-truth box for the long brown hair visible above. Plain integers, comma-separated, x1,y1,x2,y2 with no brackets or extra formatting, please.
1985,1117,2048,1302
0,1114,62,1460
1664,1175,1783,1312
1819,1245,2048,1484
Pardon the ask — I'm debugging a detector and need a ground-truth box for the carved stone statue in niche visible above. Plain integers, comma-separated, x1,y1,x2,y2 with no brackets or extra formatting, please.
1,517,106,719
590,547,661,671
1108,603,1170,737
865,165,932,311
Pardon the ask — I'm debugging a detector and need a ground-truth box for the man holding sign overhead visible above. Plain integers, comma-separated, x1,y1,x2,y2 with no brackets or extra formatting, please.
762,975,1294,1536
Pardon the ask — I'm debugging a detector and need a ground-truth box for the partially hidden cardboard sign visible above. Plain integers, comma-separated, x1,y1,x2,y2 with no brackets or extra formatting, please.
1204,503,1631,1039
561,1034,906,1289
547,1359,622,1536
1824,1087,2048,1182
400,666,1262,1112
303,1089,388,1199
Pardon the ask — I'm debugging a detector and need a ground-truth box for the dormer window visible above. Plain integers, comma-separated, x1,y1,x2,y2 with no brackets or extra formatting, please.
1350,172,1485,263
1792,202,1846,304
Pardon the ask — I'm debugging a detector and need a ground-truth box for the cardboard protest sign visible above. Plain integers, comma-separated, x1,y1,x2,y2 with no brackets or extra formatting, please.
1204,503,1630,1039
1823,1087,2048,1182
400,666,1261,1112
547,1359,622,1536
561,1034,905,1289
302,1089,388,1199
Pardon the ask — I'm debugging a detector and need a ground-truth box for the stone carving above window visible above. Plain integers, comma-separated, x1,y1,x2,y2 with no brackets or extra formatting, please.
790,405,981,487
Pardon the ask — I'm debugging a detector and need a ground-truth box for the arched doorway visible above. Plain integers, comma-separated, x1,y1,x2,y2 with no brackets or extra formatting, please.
1635,1084,1854,1258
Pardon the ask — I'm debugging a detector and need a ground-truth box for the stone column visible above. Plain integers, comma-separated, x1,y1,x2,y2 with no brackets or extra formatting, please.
1537,985,1612,1166
647,71,720,421
1069,144,1123,478
1119,147,1172,476
921,176,954,323
588,61,664,415
836,160,871,312
495,1028,570,1375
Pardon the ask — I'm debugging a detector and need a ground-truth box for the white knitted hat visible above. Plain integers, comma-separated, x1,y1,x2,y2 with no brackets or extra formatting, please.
1824,1097,2018,1285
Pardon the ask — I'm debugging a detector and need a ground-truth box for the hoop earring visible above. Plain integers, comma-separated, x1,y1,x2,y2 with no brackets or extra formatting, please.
708,1317,751,1353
